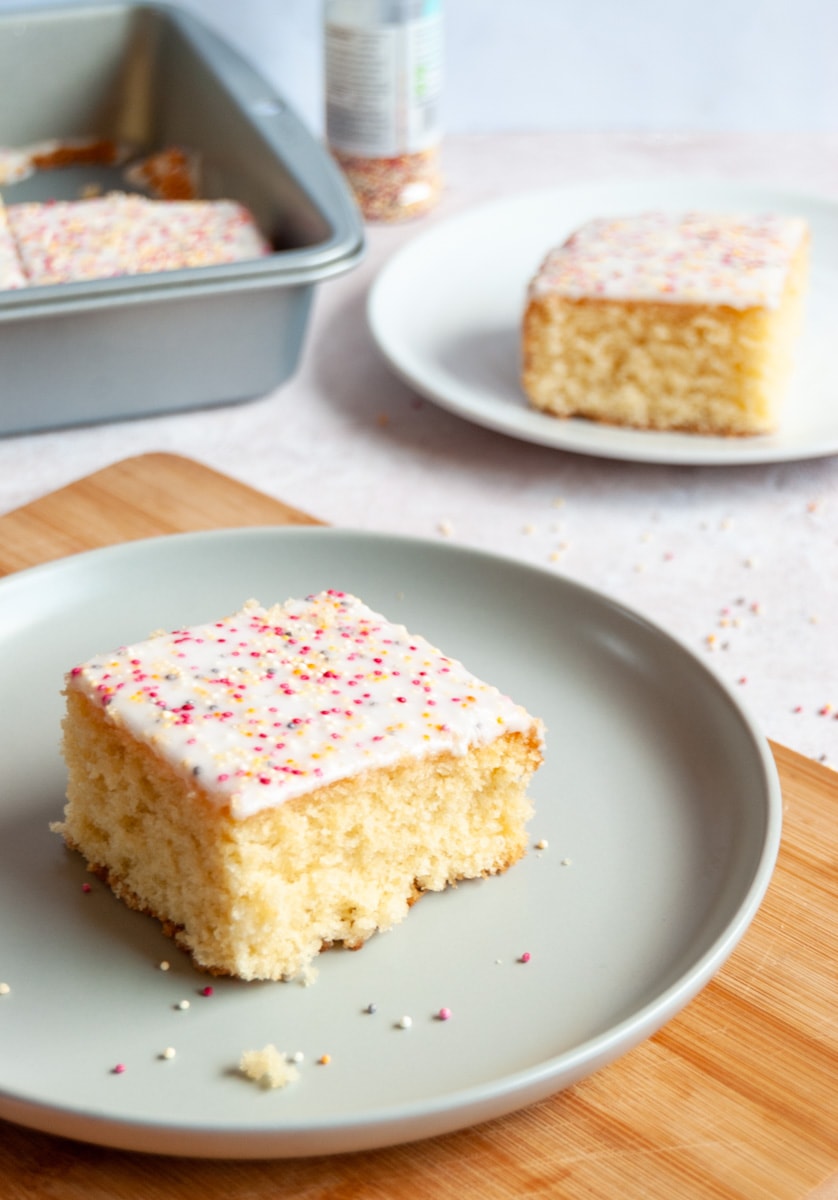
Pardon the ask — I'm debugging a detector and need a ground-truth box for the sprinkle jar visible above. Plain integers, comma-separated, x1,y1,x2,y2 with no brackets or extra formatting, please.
324,0,443,222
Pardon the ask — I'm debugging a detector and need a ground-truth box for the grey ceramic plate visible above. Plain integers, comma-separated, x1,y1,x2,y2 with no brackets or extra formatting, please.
0,528,781,1158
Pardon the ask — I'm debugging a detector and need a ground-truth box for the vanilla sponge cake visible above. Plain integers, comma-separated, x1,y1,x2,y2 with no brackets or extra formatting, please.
55,592,544,982
522,212,809,436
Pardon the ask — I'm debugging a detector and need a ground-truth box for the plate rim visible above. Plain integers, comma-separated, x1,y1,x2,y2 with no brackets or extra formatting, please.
368,175,838,466
0,526,783,1156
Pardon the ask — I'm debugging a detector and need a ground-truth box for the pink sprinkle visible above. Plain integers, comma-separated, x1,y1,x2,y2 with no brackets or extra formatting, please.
200,986,214,997
738,677,747,685
437,1007,452,1021
519,952,531,964
81,882,92,893
112,1063,126,1075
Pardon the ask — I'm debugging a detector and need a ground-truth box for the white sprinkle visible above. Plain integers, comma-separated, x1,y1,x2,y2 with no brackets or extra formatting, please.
176,999,190,1011
535,838,549,850
159,961,170,972
561,857,573,866
161,1047,176,1060
0,983,10,995
397,1015,413,1029
290,1051,304,1063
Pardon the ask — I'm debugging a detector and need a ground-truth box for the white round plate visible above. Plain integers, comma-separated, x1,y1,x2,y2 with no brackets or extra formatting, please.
368,178,838,464
0,528,781,1157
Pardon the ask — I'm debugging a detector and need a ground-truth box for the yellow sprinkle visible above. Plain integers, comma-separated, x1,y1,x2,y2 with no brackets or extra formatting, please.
318,1054,331,1065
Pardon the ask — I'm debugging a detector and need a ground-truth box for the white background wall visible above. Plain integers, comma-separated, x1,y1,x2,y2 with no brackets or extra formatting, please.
1,0,836,134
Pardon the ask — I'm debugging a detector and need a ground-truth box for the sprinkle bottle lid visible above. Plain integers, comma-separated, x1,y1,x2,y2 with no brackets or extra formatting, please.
324,0,443,221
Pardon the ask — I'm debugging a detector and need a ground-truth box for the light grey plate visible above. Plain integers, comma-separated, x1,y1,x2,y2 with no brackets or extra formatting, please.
0,528,781,1157
369,179,838,465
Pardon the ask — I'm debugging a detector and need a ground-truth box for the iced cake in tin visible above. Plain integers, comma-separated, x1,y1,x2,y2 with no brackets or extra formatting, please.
8,193,271,286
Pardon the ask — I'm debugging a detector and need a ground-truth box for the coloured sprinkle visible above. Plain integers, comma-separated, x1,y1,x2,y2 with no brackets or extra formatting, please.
519,952,531,964
437,1007,452,1021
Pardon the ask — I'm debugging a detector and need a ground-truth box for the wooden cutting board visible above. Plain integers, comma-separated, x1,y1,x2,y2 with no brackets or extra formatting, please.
1,453,836,1200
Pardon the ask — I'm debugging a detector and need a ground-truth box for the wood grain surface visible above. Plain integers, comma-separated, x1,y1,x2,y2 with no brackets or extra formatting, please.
1,453,836,1200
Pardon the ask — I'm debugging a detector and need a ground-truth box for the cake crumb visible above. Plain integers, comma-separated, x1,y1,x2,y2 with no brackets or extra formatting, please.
240,1045,300,1089
561,857,573,866
437,519,454,538
0,983,10,995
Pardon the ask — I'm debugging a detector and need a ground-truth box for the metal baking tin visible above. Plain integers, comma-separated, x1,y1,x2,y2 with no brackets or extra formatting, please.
0,2,364,435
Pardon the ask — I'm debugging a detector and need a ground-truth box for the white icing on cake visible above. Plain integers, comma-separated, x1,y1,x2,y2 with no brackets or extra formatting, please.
67,592,540,819
7,193,270,286
529,211,807,310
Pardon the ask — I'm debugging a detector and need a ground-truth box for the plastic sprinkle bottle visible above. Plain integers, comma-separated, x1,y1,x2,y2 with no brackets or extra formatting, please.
324,0,443,221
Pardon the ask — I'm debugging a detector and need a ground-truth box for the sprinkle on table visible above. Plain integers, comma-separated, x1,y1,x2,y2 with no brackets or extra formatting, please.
519,952,532,964
437,1007,452,1021
397,1015,413,1029
176,999,190,1010
0,983,10,995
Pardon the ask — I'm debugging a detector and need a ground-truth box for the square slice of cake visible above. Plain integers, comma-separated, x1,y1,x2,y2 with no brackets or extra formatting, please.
55,592,544,982
522,211,809,436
